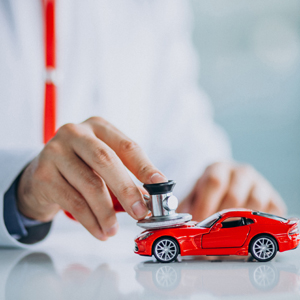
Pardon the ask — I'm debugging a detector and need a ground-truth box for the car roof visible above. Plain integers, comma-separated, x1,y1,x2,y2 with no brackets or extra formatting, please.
218,208,254,218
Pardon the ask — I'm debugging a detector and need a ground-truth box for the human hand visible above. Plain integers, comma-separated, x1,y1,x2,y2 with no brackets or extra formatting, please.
17,117,167,240
177,162,286,221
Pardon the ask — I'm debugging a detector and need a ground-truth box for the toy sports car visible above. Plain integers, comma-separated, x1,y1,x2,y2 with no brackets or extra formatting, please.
134,209,300,263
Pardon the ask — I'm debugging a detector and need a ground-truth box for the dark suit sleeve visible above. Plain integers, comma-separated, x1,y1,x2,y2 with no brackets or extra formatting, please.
3,175,52,244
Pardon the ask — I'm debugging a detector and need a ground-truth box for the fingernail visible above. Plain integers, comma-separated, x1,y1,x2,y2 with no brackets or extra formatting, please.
150,173,168,184
132,201,148,219
105,223,119,237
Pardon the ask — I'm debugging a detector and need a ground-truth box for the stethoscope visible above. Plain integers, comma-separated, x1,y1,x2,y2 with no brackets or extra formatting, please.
42,0,191,228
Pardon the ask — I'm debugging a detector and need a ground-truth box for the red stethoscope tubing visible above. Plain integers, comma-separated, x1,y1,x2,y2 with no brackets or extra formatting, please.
42,0,124,218
42,0,56,145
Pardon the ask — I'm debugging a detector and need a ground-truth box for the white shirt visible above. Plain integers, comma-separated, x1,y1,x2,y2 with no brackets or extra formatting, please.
0,0,231,247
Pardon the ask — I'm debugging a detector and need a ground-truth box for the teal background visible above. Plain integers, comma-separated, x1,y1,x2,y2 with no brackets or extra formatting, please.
191,0,300,214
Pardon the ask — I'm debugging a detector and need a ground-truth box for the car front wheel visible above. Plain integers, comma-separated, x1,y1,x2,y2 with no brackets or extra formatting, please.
250,235,277,262
153,237,179,263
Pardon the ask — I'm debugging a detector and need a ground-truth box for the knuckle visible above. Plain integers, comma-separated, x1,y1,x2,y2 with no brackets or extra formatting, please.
119,185,139,200
92,204,103,213
137,165,153,180
119,139,140,153
57,123,79,137
93,147,116,168
205,164,215,174
205,162,225,172
100,210,116,226
43,141,64,157
33,165,51,183
248,194,262,208
205,173,222,189
84,174,105,195
224,191,240,207
238,164,254,176
70,196,87,213
86,116,107,125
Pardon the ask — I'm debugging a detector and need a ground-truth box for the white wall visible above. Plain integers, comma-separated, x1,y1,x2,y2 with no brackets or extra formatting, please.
191,0,300,214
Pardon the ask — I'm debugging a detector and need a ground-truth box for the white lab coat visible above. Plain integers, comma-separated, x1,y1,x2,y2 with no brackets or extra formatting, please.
0,0,231,247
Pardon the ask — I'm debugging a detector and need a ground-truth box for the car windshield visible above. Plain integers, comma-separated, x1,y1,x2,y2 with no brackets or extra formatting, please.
252,211,288,222
196,213,221,228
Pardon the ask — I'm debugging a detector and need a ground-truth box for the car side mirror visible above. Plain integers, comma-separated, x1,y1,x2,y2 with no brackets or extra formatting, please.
212,223,222,231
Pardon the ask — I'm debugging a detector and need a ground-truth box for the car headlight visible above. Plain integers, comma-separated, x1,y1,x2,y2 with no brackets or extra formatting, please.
134,242,138,252
139,232,153,240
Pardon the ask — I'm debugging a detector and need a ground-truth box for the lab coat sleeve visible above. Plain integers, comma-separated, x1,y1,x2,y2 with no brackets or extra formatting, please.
0,148,51,248
147,0,232,200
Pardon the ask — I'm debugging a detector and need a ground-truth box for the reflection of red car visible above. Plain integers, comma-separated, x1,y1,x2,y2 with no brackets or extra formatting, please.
134,209,300,263
135,260,300,296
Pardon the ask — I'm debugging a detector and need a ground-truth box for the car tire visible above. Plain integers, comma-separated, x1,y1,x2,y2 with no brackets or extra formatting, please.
153,237,179,263
250,235,278,262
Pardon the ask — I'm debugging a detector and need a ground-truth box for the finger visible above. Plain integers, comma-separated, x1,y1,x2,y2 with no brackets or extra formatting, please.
177,196,193,214
82,117,167,184
138,185,148,195
177,183,197,214
50,169,106,241
67,129,148,220
191,162,232,221
245,182,270,211
218,165,254,211
55,151,118,237
266,191,287,216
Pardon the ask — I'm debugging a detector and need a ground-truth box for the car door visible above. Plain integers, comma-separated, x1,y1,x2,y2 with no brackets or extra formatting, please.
202,217,250,249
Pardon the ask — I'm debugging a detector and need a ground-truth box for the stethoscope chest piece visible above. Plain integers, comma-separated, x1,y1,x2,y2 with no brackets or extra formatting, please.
137,180,192,229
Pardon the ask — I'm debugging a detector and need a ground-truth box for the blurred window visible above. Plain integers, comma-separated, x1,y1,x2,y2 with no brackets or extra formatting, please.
245,218,254,225
197,213,221,228
221,217,245,228
252,212,287,222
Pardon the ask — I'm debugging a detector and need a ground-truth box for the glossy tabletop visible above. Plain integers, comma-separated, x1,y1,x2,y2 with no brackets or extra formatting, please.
1,213,299,300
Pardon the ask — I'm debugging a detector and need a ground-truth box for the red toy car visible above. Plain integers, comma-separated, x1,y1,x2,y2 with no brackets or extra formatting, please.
134,209,300,263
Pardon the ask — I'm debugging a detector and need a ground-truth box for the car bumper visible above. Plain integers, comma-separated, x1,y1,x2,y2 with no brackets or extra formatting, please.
134,239,152,256
279,234,300,252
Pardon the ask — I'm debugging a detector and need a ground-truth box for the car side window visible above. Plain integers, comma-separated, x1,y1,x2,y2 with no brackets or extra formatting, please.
245,218,254,225
221,217,245,229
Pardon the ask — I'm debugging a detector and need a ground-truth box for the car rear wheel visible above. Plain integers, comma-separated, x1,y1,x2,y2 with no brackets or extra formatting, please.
153,237,179,263
250,235,277,262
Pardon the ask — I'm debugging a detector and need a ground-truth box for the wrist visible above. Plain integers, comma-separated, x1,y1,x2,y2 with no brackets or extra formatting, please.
17,169,59,222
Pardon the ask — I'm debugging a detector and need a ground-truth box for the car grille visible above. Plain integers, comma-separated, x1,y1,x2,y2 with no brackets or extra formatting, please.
134,242,138,252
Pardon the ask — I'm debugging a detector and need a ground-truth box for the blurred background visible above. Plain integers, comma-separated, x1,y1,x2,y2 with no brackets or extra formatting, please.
191,0,300,214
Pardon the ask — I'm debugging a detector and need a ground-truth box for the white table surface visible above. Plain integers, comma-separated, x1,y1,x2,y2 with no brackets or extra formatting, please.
1,212,299,300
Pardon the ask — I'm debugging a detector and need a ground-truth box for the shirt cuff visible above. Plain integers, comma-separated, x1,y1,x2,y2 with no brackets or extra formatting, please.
3,174,52,243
